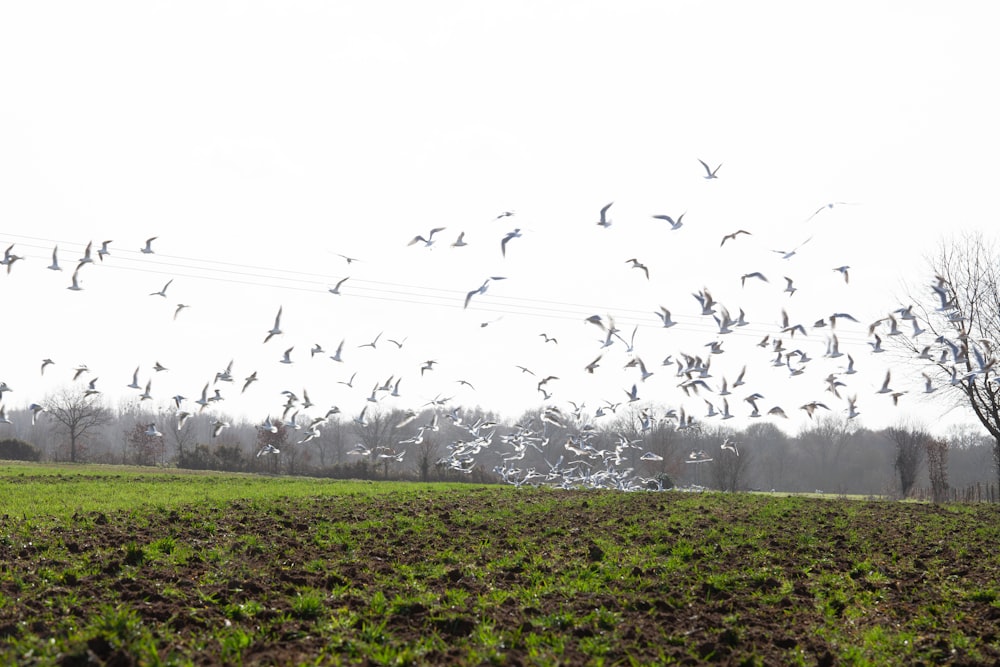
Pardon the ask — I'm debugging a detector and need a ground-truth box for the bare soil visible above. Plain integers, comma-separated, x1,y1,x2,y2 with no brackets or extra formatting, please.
2,489,999,665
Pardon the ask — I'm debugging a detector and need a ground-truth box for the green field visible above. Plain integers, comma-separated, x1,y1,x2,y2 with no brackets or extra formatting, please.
2,462,999,665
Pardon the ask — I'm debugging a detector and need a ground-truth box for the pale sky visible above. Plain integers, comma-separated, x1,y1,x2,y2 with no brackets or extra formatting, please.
1,2,998,436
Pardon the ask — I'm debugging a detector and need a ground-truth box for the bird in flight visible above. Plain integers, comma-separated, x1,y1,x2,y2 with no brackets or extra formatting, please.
773,236,813,260
464,276,506,309
141,237,157,254
47,246,62,271
721,229,751,246
408,227,446,247
67,266,83,291
500,229,522,257
652,213,685,230
150,279,173,297
626,258,650,279
596,202,614,228
264,306,283,343
698,159,722,179
329,276,349,295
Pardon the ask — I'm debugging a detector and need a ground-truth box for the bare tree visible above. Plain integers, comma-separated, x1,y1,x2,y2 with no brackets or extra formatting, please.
902,231,1000,486
710,437,750,491
126,421,163,466
44,386,113,462
925,437,950,503
796,414,858,491
882,423,929,498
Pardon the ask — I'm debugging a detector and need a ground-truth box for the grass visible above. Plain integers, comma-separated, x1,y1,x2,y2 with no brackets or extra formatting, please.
1,462,1000,664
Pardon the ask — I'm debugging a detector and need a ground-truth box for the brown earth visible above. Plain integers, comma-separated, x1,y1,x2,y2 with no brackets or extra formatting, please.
2,489,1000,665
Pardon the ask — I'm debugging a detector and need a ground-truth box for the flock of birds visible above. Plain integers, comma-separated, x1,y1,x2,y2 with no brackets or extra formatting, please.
0,159,988,489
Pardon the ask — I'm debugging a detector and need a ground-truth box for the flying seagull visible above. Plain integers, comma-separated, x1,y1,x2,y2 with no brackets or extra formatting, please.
150,279,173,297
141,237,157,254
698,159,722,179
264,306,283,343
329,276,349,295
500,229,522,257
47,246,62,271
596,202,614,228
720,230,751,246
652,213,685,230
408,227,446,247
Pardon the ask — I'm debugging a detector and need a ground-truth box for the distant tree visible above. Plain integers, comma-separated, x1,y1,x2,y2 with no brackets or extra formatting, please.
254,419,288,474
797,414,858,491
44,386,113,463
0,438,41,462
352,406,396,470
925,437,950,503
413,430,440,482
127,421,163,466
710,437,750,492
882,423,930,498
738,422,789,491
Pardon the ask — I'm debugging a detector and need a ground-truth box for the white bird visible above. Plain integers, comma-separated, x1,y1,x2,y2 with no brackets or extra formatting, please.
451,231,468,247
773,236,813,260
67,266,83,291
329,339,345,363
141,237,157,254
500,229,522,257
408,227,446,247
173,304,190,320
596,202,614,228
833,266,850,283
194,383,211,411
211,420,230,438
40,359,54,375
741,272,768,287
98,240,112,260
1,244,23,273
698,159,722,179
145,423,162,437
127,367,141,389
329,276,349,295
876,370,893,394
264,306,283,343
655,307,677,328
626,258,650,279
139,380,153,401
47,246,62,271
150,279,173,297
465,276,506,309
28,403,46,425
652,213,684,230
846,395,861,420
720,229,752,246
256,444,280,458
280,347,294,364
843,354,857,375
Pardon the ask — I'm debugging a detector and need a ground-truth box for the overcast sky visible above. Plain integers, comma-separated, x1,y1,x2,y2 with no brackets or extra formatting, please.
1,2,998,436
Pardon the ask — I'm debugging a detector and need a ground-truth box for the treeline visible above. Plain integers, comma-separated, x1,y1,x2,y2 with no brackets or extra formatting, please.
0,398,996,498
